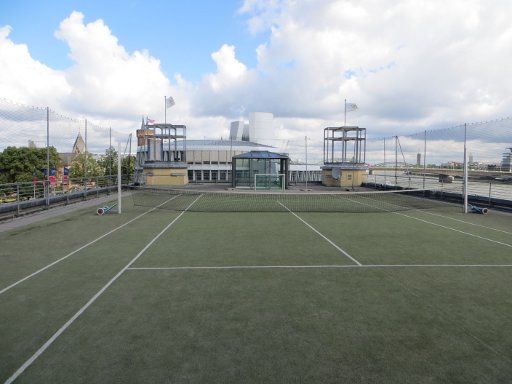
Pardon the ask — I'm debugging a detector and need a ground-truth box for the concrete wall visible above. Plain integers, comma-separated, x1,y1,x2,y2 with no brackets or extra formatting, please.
322,167,367,187
144,166,188,186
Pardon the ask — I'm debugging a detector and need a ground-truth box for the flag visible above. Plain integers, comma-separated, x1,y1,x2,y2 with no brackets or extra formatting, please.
49,167,57,186
147,117,155,124
63,167,69,185
33,167,37,185
166,96,175,108
345,102,358,112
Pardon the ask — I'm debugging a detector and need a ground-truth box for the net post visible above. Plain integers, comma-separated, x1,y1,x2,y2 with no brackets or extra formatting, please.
463,123,468,214
118,142,122,214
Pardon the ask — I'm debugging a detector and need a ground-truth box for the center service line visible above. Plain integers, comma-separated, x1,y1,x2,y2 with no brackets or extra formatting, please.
277,201,362,266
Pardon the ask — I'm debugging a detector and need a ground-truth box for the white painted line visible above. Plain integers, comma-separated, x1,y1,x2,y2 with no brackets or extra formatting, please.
0,195,181,296
127,264,512,271
278,201,362,265
419,210,512,235
395,212,512,248
3,194,202,384
354,195,512,249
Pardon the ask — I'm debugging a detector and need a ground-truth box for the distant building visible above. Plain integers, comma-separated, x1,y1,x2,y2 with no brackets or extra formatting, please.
229,112,274,146
416,153,421,167
72,132,86,154
135,114,321,185
502,148,512,172
59,132,85,172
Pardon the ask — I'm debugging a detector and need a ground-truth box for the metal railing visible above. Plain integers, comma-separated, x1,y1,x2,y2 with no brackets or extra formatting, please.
0,175,130,221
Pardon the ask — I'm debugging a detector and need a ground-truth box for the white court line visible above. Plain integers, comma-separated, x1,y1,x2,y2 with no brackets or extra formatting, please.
395,212,512,248
4,194,202,384
354,195,512,249
277,201,362,266
127,264,512,271
0,195,181,296
418,210,512,235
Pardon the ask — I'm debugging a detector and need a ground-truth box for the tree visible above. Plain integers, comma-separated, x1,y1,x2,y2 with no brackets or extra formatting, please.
69,153,103,178
0,146,60,183
121,155,135,182
97,147,118,177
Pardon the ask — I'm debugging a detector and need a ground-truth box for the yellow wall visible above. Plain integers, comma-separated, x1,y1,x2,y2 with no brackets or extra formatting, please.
322,168,367,187
144,166,188,186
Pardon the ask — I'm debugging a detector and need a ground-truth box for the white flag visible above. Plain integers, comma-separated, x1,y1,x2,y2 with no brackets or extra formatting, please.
346,102,358,112
166,96,175,108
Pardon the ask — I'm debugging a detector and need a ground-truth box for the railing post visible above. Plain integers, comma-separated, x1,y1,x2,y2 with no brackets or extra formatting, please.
16,183,20,216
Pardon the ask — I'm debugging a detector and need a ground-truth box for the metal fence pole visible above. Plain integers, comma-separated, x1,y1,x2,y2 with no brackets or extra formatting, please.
46,107,50,207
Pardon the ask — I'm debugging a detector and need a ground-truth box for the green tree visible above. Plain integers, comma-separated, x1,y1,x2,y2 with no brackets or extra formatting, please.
121,155,135,181
0,146,60,183
97,147,118,177
69,153,103,178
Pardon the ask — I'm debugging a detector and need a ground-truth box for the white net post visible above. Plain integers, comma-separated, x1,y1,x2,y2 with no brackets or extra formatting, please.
118,142,122,214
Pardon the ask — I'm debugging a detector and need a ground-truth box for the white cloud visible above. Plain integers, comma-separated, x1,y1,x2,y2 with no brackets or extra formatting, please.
0,25,70,107
1,2,512,161
223,0,512,134
55,11,173,120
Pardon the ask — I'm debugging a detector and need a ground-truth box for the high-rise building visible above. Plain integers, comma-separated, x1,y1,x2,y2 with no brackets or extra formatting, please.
249,112,274,145
229,121,245,141
230,112,274,144
502,148,512,172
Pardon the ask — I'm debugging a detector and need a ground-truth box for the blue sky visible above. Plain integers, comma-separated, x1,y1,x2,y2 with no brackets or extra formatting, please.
0,0,261,80
1,0,511,161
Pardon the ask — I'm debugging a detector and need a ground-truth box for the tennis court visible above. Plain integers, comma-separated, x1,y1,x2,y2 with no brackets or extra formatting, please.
1,188,512,383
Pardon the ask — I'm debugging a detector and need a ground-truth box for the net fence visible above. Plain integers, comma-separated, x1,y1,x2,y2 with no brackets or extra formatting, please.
131,186,459,213
0,97,130,155
365,118,512,205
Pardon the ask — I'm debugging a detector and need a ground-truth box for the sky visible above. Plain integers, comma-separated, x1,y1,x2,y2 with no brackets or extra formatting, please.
1,0,512,161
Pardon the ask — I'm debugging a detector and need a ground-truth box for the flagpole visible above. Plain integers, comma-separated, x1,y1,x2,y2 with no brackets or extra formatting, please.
164,96,167,125
344,99,347,126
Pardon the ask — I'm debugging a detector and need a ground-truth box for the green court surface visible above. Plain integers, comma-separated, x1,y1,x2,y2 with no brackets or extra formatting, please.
1,194,512,383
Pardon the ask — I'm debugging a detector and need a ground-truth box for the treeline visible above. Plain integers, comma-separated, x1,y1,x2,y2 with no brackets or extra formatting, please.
0,146,135,184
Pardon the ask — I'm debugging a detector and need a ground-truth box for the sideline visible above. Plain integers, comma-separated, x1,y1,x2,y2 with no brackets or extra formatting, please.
0,194,177,295
4,194,202,384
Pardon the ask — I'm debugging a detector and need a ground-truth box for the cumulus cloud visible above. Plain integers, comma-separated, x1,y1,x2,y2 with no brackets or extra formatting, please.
0,25,70,107
55,11,173,120
1,1,512,160
200,0,512,137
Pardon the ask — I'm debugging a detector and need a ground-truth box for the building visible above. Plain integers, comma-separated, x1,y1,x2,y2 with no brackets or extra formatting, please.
229,112,275,145
321,126,369,188
135,118,322,186
502,148,512,172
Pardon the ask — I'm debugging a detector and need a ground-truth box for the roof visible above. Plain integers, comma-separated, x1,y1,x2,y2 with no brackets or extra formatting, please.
233,150,289,159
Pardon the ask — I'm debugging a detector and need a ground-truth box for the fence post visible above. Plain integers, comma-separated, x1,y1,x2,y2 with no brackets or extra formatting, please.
46,107,50,208
16,183,20,216
488,182,492,206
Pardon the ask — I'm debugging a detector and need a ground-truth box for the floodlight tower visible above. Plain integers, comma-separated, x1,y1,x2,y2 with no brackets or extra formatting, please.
321,126,369,188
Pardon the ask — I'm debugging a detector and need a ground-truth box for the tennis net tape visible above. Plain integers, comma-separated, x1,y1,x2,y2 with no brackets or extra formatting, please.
130,187,459,213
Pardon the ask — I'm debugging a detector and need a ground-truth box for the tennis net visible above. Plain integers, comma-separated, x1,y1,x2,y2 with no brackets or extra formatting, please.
130,186,460,213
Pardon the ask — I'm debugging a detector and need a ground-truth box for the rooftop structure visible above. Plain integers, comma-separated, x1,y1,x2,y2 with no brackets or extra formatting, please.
321,126,369,188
